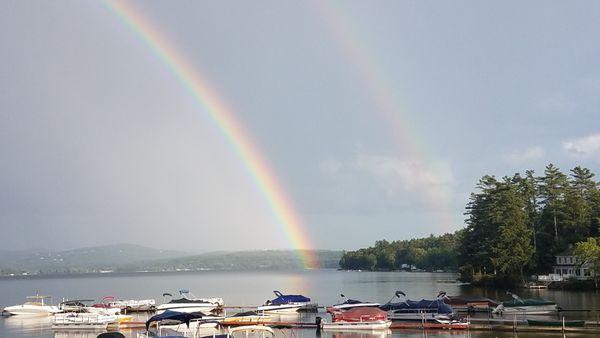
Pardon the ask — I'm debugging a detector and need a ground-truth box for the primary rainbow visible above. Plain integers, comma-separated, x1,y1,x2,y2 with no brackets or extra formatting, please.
311,1,457,232
103,0,318,268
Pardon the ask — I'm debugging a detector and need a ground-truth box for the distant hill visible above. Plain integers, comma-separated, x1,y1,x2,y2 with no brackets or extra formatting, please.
0,244,343,276
118,250,343,272
0,244,188,275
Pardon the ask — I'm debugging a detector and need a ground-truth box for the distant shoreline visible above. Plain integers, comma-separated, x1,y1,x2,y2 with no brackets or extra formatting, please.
0,268,341,281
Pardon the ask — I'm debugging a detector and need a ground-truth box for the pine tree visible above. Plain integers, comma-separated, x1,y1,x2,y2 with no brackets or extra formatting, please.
488,178,533,281
539,164,569,243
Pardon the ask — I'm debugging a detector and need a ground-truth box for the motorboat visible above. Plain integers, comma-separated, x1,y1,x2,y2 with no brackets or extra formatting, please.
444,295,499,312
60,299,121,315
59,299,96,313
52,312,122,330
330,294,380,310
92,296,126,315
321,307,392,331
138,325,275,338
3,294,60,316
221,311,273,325
110,298,156,312
145,310,224,337
256,290,311,313
379,291,455,322
228,325,275,337
492,293,557,315
156,289,224,314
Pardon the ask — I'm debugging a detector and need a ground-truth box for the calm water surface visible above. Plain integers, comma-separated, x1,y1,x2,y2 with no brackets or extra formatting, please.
1,270,599,338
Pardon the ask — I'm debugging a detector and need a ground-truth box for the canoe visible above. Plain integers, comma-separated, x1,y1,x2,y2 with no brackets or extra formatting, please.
527,319,585,327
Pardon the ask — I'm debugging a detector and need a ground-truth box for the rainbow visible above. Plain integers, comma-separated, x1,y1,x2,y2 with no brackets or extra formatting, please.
103,1,318,268
311,1,457,232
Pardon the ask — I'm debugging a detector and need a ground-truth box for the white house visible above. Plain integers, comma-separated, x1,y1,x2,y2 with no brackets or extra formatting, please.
552,250,592,280
537,249,593,282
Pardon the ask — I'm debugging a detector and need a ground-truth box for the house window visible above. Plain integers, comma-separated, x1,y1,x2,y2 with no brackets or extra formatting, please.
585,269,592,277
558,257,562,264
576,269,581,276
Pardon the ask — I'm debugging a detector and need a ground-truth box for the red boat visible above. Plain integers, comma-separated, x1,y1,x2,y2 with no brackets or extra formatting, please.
322,307,391,330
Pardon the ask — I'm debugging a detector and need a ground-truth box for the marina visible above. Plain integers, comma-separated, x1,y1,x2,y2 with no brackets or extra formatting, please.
2,270,600,337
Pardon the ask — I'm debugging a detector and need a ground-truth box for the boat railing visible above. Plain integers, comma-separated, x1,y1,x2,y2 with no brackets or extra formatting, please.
53,313,114,325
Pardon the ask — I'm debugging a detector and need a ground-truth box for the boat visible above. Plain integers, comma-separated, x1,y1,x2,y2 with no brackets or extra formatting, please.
60,299,121,315
330,294,380,310
59,299,96,313
380,291,456,322
91,296,155,312
227,325,275,337
321,307,392,331
145,310,224,337
444,296,499,312
3,294,60,316
52,312,119,330
492,293,557,315
156,289,224,314
110,298,156,312
92,296,126,314
527,319,585,327
256,291,311,313
221,311,273,325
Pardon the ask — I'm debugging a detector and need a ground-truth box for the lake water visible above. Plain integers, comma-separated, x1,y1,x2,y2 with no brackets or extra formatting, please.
1,270,599,338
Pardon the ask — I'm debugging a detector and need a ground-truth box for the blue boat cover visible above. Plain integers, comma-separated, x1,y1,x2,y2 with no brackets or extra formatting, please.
145,310,204,330
380,299,453,314
269,290,310,305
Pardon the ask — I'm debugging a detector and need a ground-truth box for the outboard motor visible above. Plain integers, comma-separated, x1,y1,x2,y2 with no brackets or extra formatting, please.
315,316,322,336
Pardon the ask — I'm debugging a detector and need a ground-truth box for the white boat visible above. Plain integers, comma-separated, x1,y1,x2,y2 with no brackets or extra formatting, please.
256,291,311,313
156,289,224,314
110,298,156,312
52,312,118,330
229,325,275,337
492,293,557,315
4,295,60,316
140,325,275,338
59,299,121,316
331,294,380,310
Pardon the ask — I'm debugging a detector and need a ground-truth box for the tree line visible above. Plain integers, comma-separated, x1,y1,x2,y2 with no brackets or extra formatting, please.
339,164,600,286
339,233,460,271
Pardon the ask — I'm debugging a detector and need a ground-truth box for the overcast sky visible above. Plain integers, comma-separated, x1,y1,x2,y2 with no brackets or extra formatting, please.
1,1,599,251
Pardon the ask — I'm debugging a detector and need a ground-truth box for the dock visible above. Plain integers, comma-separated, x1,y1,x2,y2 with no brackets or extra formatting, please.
121,319,600,334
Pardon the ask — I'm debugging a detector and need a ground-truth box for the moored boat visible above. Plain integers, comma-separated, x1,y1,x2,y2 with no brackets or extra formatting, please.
322,307,392,331
156,289,224,314
111,298,156,312
380,291,455,322
221,311,272,325
492,293,557,315
4,295,60,316
256,291,311,313
52,312,119,330
444,295,499,312
145,310,223,337
330,294,380,310
60,298,121,315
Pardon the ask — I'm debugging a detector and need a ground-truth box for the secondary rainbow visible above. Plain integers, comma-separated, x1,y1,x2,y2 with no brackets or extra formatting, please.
103,0,318,268
311,1,457,231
